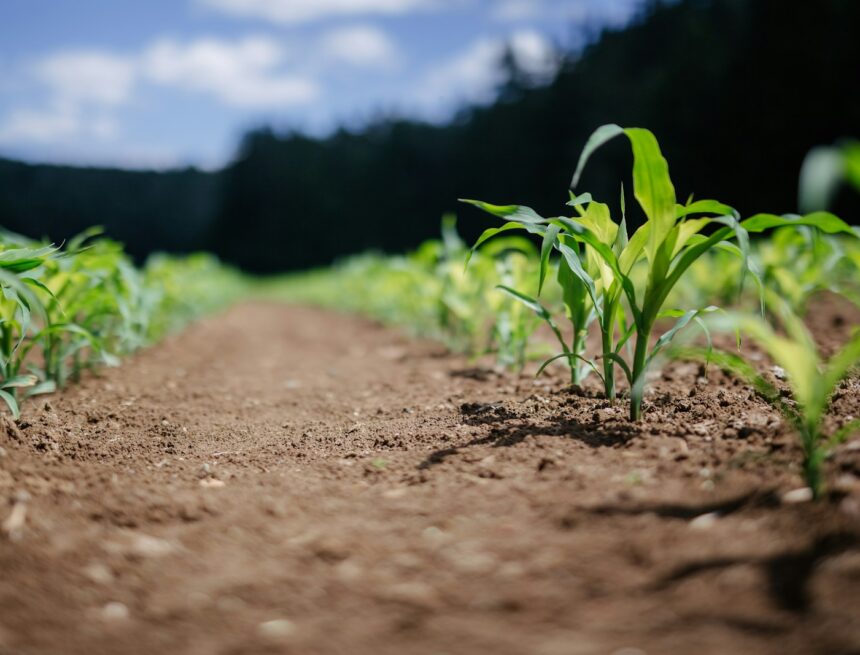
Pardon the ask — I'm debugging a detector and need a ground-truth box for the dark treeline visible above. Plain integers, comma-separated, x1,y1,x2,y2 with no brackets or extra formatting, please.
2,0,859,272
0,158,220,260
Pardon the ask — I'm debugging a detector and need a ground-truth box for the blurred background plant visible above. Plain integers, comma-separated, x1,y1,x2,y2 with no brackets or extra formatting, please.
0,228,243,416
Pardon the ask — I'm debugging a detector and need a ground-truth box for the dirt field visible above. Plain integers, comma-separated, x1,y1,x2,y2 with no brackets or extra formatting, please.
2,302,860,655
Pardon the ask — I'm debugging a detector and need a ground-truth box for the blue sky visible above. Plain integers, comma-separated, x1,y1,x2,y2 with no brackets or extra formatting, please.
0,0,643,169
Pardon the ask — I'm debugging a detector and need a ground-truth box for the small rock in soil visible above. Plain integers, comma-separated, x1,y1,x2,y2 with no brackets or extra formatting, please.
782,487,814,504
257,619,296,640
101,602,129,621
83,562,114,585
689,512,720,530
109,533,175,559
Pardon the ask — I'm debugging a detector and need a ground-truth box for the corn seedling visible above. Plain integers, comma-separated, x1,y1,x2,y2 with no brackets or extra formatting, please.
678,294,860,498
269,217,543,370
463,124,854,421
0,227,244,418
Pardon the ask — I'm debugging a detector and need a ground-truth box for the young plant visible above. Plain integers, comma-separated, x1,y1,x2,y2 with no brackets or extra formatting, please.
679,296,860,498
463,124,855,420
0,244,58,416
484,239,543,371
463,126,747,418
0,226,246,419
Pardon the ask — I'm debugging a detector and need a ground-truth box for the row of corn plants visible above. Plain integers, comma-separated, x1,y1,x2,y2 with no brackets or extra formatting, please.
0,227,244,418
461,124,860,497
238,127,860,497
264,215,552,370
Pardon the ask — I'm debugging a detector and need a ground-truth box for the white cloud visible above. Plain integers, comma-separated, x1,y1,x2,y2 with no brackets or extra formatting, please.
199,0,436,24
0,35,323,148
142,36,319,108
415,29,557,118
0,106,118,144
319,24,399,68
0,50,133,147
420,37,501,108
35,51,135,107
0,107,80,144
508,30,557,77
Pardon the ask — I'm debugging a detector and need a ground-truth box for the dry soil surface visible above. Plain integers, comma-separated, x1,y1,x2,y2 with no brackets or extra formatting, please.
2,302,860,655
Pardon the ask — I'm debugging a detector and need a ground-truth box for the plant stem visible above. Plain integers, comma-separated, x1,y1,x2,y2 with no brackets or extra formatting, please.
601,318,615,401
629,325,651,421
571,329,586,385
802,426,824,499
0,324,11,379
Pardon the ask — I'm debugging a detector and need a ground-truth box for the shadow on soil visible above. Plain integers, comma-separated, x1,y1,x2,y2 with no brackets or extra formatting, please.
417,403,639,470
652,531,858,612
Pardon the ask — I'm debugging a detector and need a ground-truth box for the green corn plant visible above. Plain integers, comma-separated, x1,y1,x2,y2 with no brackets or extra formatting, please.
756,227,858,313
565,125,755,421
0,225,247,418
491,255,541,371
462,126,746,416
483,238,543,371
268,216,543,370
462,200,603,387
0,241,60,416
678,295,860,498
35,233,131,385
463,124,855,421
673,228,859,315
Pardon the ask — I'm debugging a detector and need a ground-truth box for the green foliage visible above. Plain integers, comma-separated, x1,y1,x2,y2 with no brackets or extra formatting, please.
0,228,244,418
264,217,546,370
673,226,860,316
463,125,855,421
799,140,860,213
678,296,860,498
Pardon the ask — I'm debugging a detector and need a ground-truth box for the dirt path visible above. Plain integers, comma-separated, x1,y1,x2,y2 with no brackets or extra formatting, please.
1,303,859,655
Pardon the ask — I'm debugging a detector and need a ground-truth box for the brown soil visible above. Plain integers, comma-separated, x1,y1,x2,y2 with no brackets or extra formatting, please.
2,301,859,655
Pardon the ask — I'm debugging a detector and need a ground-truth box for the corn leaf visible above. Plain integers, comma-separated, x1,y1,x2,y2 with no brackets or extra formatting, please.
624,127,677,263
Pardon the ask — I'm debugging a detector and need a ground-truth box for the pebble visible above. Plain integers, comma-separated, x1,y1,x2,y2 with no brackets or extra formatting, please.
421,526,448,546
199,478,225,488
83,562,114,585
257,619,296,640
689,512,720,530
101,602,129,621
124,533,174,558
782,487,813,504
833,475,860,494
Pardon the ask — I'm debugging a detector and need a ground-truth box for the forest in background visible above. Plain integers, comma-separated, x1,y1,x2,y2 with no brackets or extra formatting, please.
1,0,858,272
